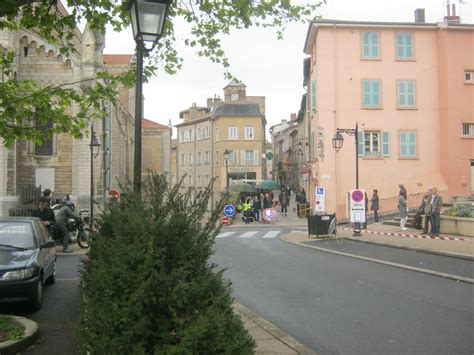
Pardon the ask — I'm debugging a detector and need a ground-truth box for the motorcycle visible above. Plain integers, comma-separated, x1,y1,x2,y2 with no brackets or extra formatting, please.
50,205,91,249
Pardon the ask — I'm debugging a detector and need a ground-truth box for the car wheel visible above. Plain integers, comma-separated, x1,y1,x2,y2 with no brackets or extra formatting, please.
45,260,56,285
30,277,44,311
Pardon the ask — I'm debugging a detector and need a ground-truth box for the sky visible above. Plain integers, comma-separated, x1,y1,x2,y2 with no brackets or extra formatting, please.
103,0,473,138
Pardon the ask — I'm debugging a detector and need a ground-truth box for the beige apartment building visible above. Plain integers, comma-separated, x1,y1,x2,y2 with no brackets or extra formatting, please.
142,118,172,183
303,8,474,218
175,82,266,210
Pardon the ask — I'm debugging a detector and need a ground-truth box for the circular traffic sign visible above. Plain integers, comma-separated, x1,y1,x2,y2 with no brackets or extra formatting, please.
351,190,364,202
224,204,235,217
222,217,230,225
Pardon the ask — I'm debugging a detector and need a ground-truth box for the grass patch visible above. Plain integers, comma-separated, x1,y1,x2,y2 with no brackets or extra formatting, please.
0,315,25,343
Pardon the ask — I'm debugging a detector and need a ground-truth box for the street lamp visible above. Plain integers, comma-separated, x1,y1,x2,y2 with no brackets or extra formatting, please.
332,122,361,236
89,124,101,227
223,149,230,192
128,0,172,192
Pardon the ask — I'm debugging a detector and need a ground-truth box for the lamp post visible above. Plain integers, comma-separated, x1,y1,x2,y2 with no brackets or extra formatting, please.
128,0,172,192
332,122,361,236
89,124,101,227
223,149,230,192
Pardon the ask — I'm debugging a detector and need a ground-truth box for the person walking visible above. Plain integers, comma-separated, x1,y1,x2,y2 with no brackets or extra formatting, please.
398,193,408,231
253,195,261,223
423,191,432,234
279,190,289,216
370,189,379,222
399,183,407,200
429,187,443,237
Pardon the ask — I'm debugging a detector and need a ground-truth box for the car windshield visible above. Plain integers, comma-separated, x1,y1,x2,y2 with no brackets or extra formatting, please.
0,222,36,250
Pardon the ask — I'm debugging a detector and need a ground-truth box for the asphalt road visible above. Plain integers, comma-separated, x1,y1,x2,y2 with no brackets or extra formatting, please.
212,226,474,355
0,254,84,354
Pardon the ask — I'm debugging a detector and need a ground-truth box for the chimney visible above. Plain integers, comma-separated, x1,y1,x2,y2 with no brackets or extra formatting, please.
414,8,425,23
207,98,213,109
444,0,461,23
290,113,297,121
189,102,198,119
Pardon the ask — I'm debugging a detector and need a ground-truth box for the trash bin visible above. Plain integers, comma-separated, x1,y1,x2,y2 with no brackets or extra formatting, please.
308,213,336,237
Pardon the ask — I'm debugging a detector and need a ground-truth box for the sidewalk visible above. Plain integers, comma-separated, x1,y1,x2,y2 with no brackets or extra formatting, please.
283,222,474,260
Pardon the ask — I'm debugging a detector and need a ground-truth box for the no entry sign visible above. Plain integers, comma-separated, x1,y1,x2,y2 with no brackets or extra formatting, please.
222,216,230,225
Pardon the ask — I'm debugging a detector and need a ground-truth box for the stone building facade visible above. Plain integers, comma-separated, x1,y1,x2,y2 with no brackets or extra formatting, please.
0,7,135,215
142,118,172,182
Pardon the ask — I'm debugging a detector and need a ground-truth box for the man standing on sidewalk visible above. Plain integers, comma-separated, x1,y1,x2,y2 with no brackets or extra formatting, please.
429,187,443,237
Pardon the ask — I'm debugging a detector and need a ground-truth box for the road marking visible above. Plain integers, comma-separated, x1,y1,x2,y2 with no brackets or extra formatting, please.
239,231,259,239
262,231,280,239
216,232,236,238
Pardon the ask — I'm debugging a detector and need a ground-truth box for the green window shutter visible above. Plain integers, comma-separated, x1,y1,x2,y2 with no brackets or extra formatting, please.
382,131,390,157
397,33,404,58
362,32,370,57
405,33,413,58
408,132,416,156
311,80,316,112
372,80,380,106
371,32,379,57
357,131,365,156
407,81,415,106
363,80,371,106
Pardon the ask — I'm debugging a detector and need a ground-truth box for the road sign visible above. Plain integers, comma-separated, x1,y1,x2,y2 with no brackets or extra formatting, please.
222,216,230,225
315,186,325,212
224,204,235,217
266,152,273,160
350,189,366,223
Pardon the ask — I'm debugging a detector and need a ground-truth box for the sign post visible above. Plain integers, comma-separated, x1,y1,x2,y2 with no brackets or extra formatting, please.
350,189,365,236
315,187,325,213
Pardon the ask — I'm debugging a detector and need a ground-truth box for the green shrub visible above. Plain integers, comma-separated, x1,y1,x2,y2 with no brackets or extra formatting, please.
79,174,255,354
444,204,474,218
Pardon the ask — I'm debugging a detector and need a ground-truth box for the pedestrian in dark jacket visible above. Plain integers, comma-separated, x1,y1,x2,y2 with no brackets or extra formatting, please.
279,191,289,216
370,189,380,222
32,196,56,227
413,189,431,229
253,196,262,223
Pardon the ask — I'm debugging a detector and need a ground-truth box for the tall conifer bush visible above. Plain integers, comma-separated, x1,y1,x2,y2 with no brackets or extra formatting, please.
79,174,255,353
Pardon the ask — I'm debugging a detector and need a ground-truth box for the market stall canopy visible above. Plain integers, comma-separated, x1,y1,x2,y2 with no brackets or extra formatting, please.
258,180,281,190
230,183,257,193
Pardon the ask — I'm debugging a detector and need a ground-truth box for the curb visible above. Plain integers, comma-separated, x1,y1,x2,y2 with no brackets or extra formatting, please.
0,316,39,355
344,236,474,261
339,227,469,241
233,303,317,355
280,234,474,285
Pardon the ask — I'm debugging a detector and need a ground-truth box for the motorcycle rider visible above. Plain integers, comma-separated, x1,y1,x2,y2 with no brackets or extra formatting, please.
32,196,56,227
56,199,81,253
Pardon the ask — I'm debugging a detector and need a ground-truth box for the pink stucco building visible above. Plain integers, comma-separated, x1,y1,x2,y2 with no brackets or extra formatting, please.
304,9,474,218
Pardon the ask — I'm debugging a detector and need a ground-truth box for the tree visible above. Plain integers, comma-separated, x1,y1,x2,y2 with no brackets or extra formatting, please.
79,174,256,353
0,0,322,146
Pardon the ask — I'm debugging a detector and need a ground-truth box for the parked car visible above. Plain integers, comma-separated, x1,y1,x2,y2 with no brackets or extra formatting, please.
0,217,57,311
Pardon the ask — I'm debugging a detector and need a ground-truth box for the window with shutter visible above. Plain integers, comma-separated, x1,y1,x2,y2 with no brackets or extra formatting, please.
382,131,390,157
399,131,417,157
362,32,379,58
362,80,381,107
396,32,413,59
397,80,416,108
